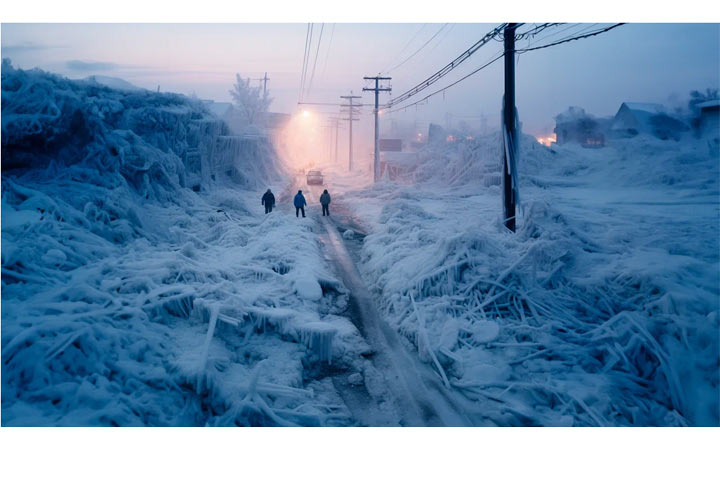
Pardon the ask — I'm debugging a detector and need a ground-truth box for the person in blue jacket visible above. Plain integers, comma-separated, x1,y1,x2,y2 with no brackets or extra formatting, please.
294,190,307,218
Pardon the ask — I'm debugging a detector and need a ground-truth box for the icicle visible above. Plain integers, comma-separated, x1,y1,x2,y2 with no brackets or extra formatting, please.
299,322,337,364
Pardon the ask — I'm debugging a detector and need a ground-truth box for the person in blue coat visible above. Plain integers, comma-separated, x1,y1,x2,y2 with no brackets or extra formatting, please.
294,190,307,218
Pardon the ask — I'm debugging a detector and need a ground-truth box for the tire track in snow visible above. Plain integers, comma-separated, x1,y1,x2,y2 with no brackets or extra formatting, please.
304,182,474,426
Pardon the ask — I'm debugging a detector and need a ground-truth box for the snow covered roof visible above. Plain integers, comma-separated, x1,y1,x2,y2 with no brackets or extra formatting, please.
622,102,665,114
697,99,720,109
555,106,589,123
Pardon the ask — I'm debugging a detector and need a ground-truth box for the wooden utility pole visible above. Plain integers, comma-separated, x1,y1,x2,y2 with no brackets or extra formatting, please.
340,94,362,171
262,72,269,98
363,76,391,182
502,23,519,232
322,117,342,164
328,116,342,164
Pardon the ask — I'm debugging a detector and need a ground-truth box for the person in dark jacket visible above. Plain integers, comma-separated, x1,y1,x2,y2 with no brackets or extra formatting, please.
261,189,275,214
319,189,331,216
294,190,307,217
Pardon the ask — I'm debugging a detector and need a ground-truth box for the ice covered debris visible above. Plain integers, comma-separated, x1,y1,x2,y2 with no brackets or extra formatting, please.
299,322,337,364
470,320,499,343
293,273,323,301
1,64,356,426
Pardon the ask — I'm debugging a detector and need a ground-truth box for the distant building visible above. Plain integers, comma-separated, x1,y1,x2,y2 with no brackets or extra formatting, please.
203,100,234,120
697,99,720,137
554,106,606,148
696,99,720,156
260,112,291,133
611,102,688,140
379,138,403,152
427,123,446,143
379,151,418,181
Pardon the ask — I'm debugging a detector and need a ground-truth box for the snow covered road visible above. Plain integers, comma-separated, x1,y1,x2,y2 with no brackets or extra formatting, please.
312,192,475,425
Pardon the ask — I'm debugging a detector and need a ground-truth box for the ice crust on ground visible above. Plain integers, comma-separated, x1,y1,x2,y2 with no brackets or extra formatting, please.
1,65,364,426
338,131,719,426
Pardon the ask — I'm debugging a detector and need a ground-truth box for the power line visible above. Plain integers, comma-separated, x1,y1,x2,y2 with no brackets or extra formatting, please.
514,23,563,40
385,53,504,115
516,23,625,53
386,23,624,115
424,23,456,56
519,23,583,50
320,23,336,79
400,24,457,80
386,23,507,108
299,23,314,102
298,23,312,102
306,23,325,98
379,24,427,74
383,24,449,74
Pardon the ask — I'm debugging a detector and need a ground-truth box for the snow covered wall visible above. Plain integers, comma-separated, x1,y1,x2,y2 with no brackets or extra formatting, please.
2,64,365,426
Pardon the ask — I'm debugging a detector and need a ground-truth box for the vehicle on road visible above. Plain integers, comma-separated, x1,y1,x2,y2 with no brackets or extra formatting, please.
306,170,324,185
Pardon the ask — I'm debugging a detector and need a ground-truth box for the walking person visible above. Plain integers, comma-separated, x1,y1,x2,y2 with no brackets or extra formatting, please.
294,189,307,218
261,189,275,214
319,189,331,217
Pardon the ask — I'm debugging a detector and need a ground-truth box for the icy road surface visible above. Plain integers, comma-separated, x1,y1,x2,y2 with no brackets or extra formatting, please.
303,184,478,426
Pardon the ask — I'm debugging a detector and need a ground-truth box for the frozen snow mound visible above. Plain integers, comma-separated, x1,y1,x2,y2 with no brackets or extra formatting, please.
84,75,144,92
1,61,284,191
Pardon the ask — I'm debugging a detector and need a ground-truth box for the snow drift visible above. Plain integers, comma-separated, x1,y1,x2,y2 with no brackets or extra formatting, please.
340,129,719,426
1,64,361,426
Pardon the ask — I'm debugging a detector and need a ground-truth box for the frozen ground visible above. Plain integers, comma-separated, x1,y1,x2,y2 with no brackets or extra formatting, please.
328,132,719,426
3,63,718,426
0,65,379,426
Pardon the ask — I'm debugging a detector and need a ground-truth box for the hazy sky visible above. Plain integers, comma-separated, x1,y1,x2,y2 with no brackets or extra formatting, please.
2,23,719,135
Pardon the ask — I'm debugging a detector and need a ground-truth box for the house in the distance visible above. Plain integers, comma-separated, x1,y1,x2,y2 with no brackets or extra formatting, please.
696,99,720,137
611,102,688,140
554,106,607,148
696,99,720,156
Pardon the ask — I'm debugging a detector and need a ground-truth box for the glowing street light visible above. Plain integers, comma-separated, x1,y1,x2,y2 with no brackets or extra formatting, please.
302,109,310,118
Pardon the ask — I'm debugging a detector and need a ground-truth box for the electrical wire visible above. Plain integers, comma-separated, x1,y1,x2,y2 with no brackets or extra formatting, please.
379,24,428,74
299,23,314,102
320,23,336,79
386,23,624,115
386,52,505,114
306,23,325,98
386,23,507,108
516,23,625,53
383,24,449,74
298,23,312,103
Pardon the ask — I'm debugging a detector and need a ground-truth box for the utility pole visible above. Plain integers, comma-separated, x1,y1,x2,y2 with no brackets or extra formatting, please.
363,76,392,182
340,94,361,171
252,73,270,96
262,72,269,98
328,116,342,164
502,23,519,232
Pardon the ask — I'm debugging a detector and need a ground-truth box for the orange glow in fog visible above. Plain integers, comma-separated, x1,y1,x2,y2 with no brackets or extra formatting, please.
536,133,557,147
274,109,326,172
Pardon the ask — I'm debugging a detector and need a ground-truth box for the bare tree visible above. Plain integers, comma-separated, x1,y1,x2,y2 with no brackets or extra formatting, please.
229,74,272,125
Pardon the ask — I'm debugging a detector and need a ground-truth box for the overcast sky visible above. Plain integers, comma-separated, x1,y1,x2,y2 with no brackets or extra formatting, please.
2,23,718,135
